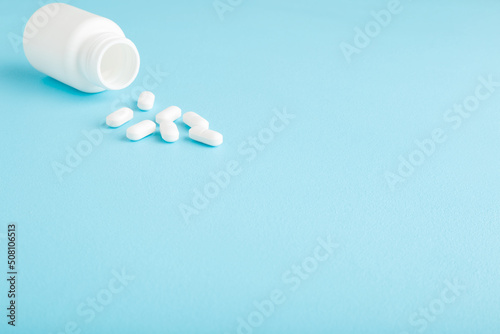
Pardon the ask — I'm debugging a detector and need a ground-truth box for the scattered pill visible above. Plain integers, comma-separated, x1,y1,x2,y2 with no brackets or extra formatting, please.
126,120,156,141
183,111,209,128
137,91,155,110
156,106,181,124
160,121,179,142
106,107,133,127
189,126,223,146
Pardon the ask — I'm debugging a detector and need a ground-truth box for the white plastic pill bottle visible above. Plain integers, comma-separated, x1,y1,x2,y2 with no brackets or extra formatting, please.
23,3,140,93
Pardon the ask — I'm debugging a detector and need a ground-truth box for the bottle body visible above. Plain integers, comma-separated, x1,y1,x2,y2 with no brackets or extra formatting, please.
23,3,140,93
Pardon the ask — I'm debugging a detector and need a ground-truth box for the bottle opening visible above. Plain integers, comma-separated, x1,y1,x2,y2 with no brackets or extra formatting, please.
98,40,139,90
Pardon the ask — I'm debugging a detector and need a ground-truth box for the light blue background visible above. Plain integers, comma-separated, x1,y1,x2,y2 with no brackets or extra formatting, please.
1,0,500,333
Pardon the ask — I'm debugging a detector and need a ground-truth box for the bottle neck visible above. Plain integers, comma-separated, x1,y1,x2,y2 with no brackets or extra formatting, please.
83,32,140,91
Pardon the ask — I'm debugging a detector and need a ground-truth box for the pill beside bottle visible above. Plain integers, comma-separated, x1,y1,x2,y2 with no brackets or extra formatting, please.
106,107,133,127
126,120,156,141
160,121,179,142
137,91,155,111
156,106,181,124
183,111,209,128
189,126,223,146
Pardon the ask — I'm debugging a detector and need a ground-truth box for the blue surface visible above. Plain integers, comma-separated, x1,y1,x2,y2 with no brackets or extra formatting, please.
1,0,500,333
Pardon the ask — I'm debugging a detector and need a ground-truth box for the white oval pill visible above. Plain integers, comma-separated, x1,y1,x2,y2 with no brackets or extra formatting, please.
183,111,209,128
126,120,156,141
137,91,155,111
106,107,133,127
160,121,179,142
156,106,181,124
189,126,223,146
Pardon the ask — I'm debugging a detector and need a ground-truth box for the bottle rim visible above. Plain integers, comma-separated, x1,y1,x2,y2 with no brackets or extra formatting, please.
86,34,140,91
